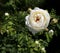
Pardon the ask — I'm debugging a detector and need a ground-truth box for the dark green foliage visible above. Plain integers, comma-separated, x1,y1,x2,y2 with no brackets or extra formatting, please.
0,0,60,53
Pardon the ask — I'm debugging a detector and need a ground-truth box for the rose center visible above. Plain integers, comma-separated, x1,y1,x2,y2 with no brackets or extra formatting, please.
35,16,40,22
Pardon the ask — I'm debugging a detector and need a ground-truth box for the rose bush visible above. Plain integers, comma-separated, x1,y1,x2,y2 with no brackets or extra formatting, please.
25,7,50,34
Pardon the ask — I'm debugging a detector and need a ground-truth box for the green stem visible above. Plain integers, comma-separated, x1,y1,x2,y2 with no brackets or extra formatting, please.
45,32,50,42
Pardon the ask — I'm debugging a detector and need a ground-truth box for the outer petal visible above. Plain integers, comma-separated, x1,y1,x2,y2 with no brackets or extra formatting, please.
28,27,38,35
34,7,40,10
42,10,50,28
25,15,31,27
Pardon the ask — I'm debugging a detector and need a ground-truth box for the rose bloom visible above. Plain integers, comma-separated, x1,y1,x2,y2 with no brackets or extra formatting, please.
25,7,50,34
35,40,39,44
5,12,9,16
49,29,54,36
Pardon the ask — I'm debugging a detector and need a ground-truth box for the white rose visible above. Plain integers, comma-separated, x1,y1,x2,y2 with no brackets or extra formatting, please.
35,40,39,44
25,7,50,34
41,47,46,53
5,12,9,16
49,29,54,36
